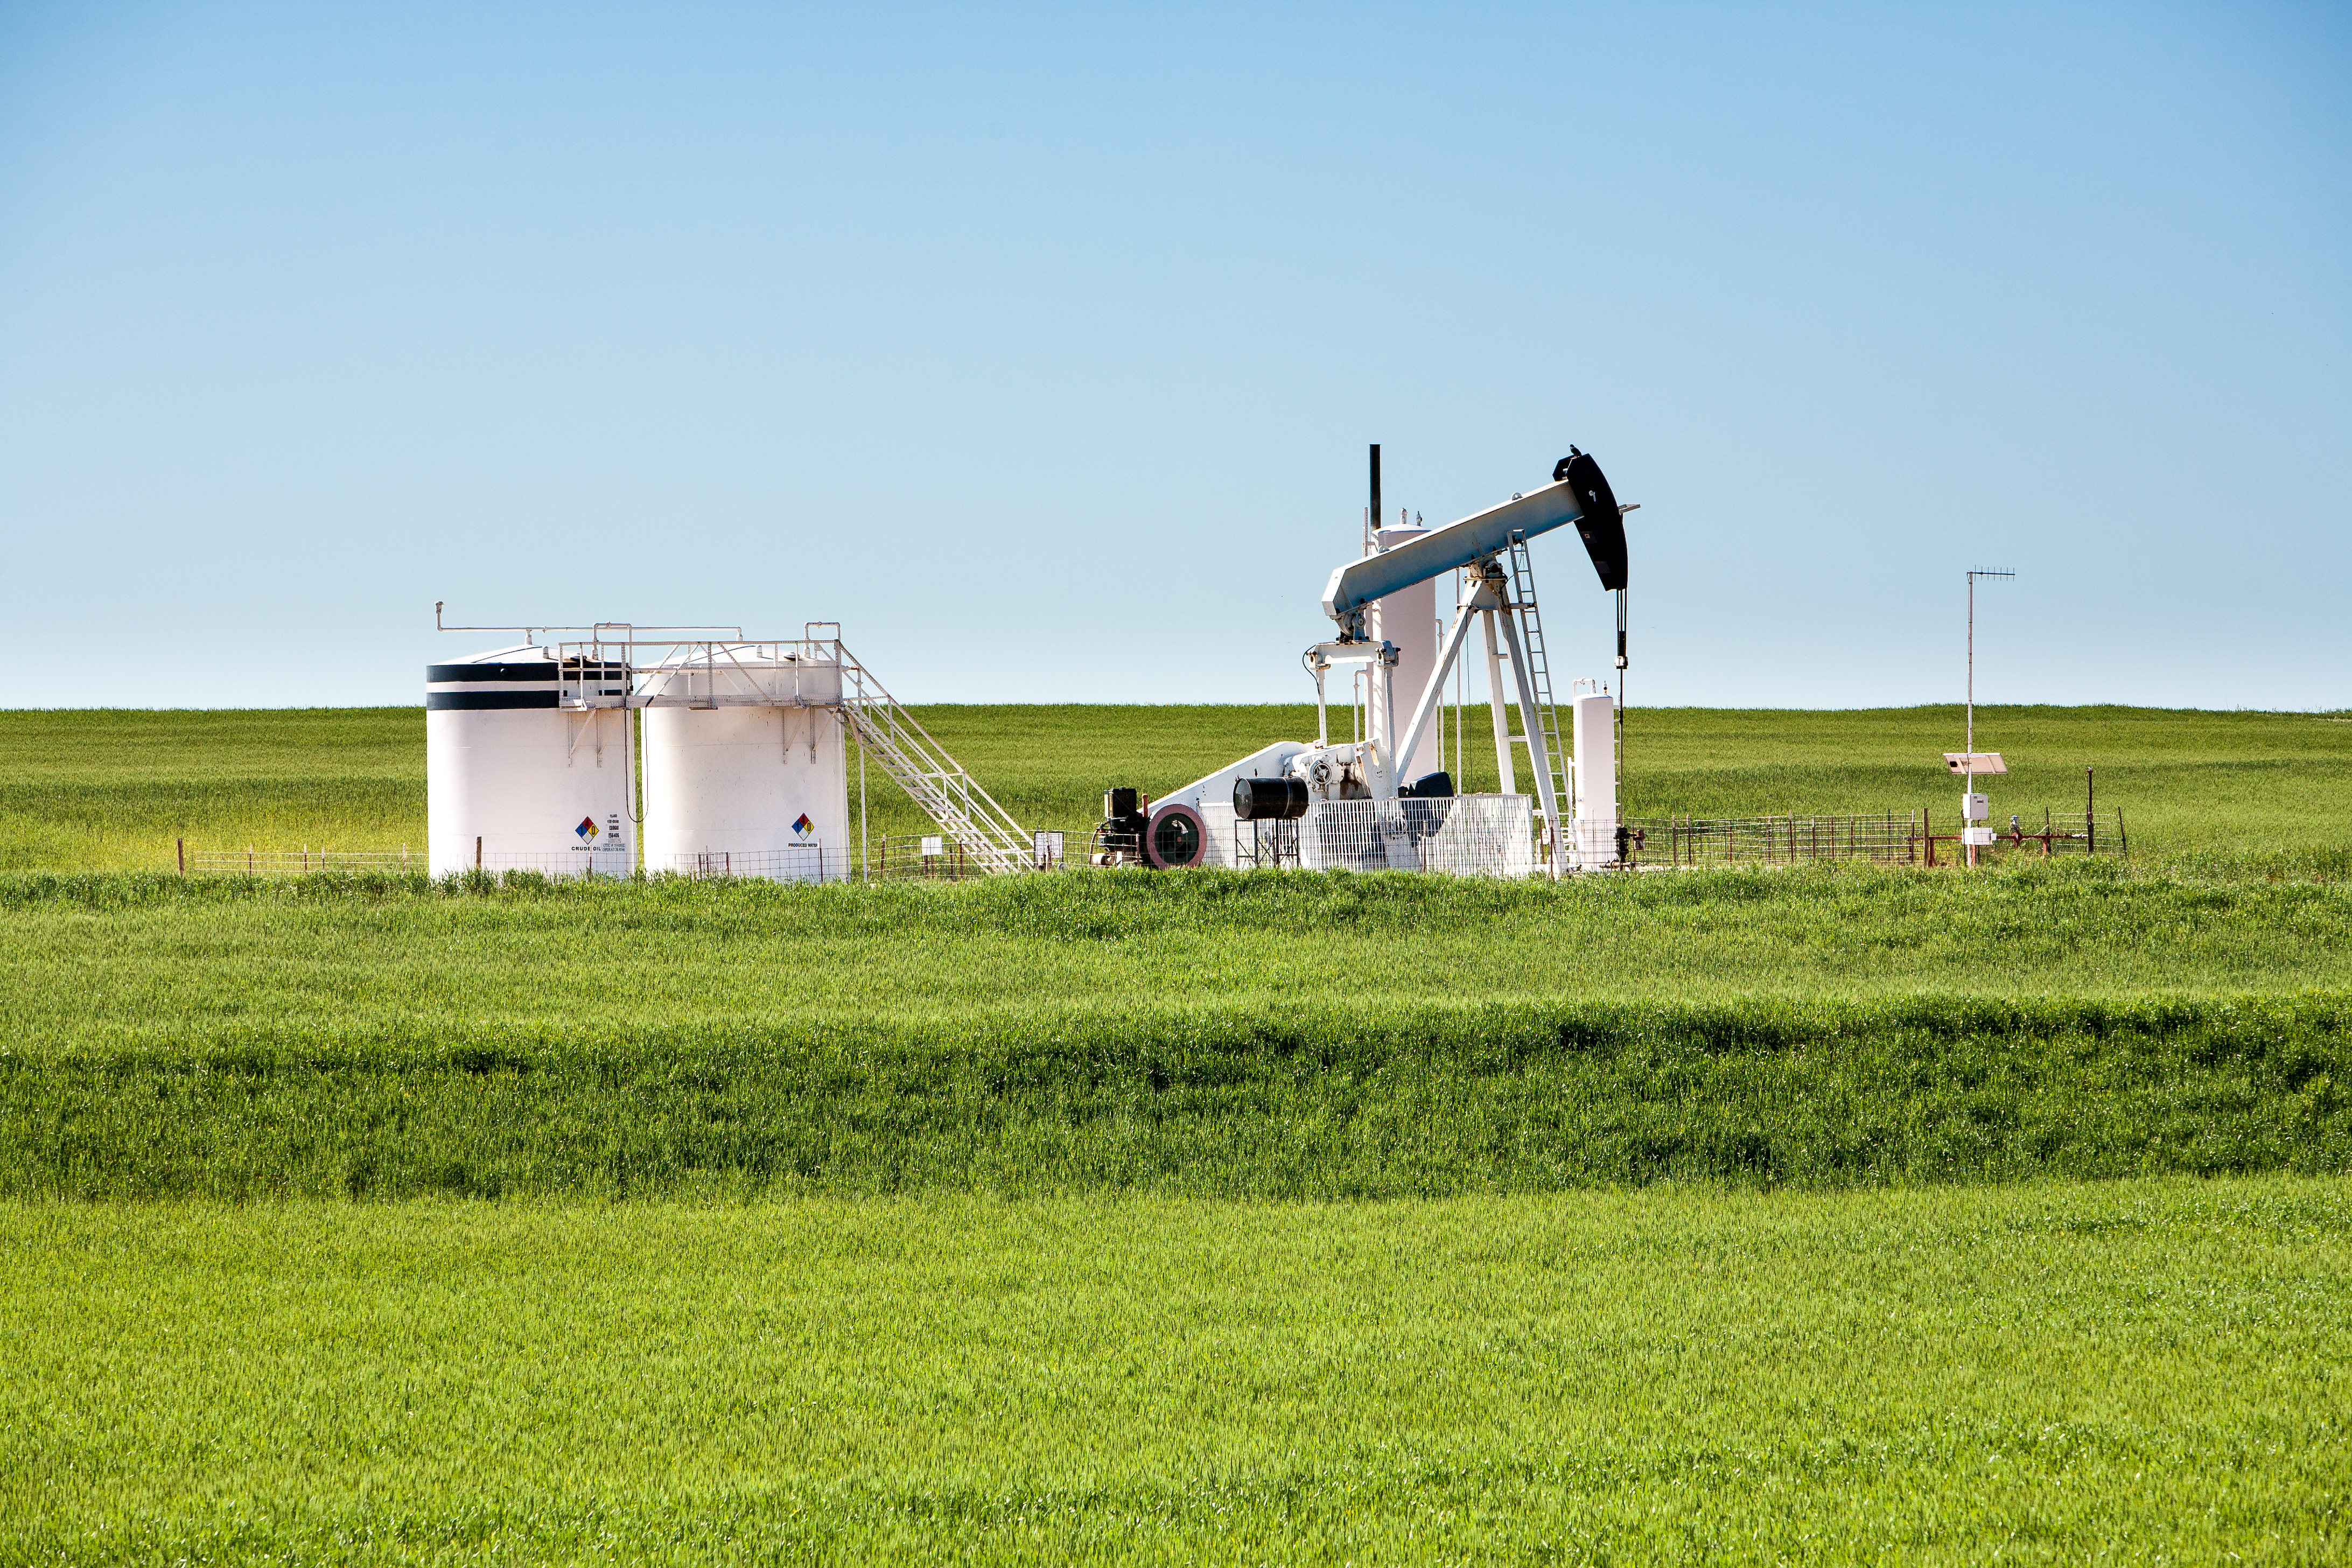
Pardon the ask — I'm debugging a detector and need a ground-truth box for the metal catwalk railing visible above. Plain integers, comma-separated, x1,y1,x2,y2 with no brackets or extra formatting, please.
534,625,1034,879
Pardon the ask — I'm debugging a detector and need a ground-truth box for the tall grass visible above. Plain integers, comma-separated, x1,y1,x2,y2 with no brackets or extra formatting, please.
9,992,2344,1201
0,706,421,870
4,868,2347,1199
9,862,2352,1049
3,1179,2345,1563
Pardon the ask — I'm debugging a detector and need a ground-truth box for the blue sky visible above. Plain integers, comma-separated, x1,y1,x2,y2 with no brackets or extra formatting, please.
3,2,2345,708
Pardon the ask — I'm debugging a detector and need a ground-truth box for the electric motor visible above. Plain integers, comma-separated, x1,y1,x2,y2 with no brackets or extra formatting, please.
1233,776,1310,821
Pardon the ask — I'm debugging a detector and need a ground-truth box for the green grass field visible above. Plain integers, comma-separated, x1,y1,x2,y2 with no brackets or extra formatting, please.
5,868,2351,1200
4,1180,2344,1563
6,701,2348,874
4,703,2350,1560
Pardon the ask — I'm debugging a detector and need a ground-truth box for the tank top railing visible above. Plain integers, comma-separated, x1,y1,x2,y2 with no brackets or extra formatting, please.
521,628,1035,878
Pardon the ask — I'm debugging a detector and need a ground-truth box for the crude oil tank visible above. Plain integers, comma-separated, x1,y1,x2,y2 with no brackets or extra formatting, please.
425,646,635,876
639,645,849,881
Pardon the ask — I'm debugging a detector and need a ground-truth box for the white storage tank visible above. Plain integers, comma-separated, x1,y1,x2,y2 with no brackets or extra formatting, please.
426,646,635,877
1570,691,1617,868
640,646,849,881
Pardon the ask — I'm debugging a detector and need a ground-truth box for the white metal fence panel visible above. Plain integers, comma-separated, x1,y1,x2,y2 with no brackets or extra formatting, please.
1294,795,1539,877
1418,795,1540,877
1198,802,1239,868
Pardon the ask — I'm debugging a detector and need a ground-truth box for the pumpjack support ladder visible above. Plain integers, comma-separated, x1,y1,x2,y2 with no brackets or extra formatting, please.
1506,530,1572,826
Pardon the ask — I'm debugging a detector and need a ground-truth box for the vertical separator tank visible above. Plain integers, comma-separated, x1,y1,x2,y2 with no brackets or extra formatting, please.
1569,691,1617,869
426,646,634,877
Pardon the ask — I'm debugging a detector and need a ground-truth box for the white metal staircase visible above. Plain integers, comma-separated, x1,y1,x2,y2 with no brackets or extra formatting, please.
829,638,1035,876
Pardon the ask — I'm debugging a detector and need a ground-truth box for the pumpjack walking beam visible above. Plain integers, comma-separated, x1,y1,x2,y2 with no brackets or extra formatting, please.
1321,449,1626,638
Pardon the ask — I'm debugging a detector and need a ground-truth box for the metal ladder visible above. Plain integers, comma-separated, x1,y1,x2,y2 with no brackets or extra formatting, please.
1505,532,1572,818
830,640,1036,876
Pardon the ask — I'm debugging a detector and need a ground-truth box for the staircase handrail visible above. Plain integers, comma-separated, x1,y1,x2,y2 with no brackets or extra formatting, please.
831,641,1034,874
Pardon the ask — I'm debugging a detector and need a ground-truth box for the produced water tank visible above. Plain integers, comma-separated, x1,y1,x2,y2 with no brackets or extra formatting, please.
640,645,849,881
426,646,635,876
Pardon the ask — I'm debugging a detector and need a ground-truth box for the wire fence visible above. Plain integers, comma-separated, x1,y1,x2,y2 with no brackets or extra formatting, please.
1200,797,1543,877
179,806,2127,881
1627,808,2126,868
1631,813,1924,868
182,845,636,878
868,834,984,881
184,846,423,876
472,850,639,877
657,846,844,883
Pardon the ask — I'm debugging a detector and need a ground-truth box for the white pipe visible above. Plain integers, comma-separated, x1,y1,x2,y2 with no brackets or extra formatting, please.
1571,694,1617,868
